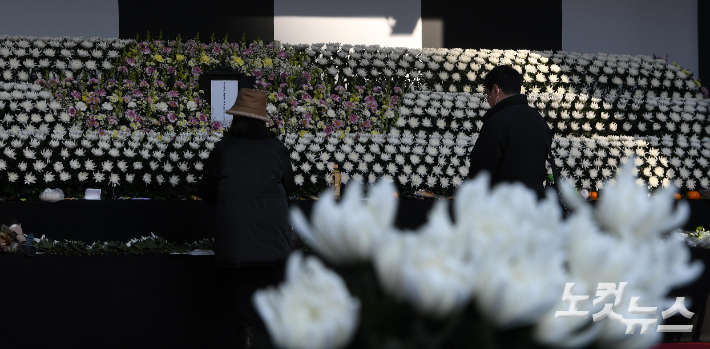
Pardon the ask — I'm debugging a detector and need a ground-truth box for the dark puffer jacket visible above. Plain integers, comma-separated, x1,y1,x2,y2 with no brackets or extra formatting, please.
200,136,294,268
467,94,552,199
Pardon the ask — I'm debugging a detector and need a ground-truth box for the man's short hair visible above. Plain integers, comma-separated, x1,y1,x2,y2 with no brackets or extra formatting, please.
484,65,522,95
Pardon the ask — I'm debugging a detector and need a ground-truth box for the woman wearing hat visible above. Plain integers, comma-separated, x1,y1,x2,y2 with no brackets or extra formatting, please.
200,88,294,348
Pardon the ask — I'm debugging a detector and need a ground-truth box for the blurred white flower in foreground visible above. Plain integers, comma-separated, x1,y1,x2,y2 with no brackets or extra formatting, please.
291,180,397,263
253,252,360,349
374,201,477,318
535,160,702,348
454,173,567,328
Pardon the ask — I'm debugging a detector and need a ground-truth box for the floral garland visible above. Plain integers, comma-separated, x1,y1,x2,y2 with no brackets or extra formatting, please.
0,35,708,199
29,233,213,256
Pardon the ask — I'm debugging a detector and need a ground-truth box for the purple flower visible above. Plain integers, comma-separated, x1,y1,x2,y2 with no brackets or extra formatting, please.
125,110,137,119
394,86,402,93
212,46,222,55
125,57,135,66
167,66,176,74
163,46,172,54
139,80,149,88
108,116,117,125
168,91,180,98
361,120,371,129
145,96,154,104
390,96,399,105
191,66,202,75
302,72,311,81
123,79,134,88
168,112,177,123
349,114,358,123
244,48,253,56
154,80,165,89
304,113,313,121
199,114,208,122
107,79,117,88
364,96,376,103
68,106,77,117
35,79,46,85
122,96,131,103
175,81,186,89
89,78,100,85
344,101,356,109
211,121,222,130
373,86,382,93
118,66,129,74
189,117,198,125
324,126,332,135
145,66,155,75
168,101,178,108
330,94,340,102
333,120,344,129
277,50,287,58
253,70,262,78
276,93,286,101
356,86,365,94
141,47,151,54
268,73,276,80
96,89,107,97
280,72,289,80
70,90,81,99
132,89,143,97
302,94,312,101
159,116,166,123
335,85,345,93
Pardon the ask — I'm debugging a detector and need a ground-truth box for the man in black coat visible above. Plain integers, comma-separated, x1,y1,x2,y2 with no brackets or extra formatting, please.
467,65,552,199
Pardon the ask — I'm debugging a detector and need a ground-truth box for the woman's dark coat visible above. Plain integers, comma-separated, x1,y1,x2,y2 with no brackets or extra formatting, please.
200,136,295,268
467,94,552,199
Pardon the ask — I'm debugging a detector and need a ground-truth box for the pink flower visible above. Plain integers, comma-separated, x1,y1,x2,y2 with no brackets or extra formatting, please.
277,50,287,58
330,94,340,102
211,121,222,130
132,89,143,97
96,89,107,97
276,93,285,101
122,96,131,103
324,126,332,135
167,66,176,74
141,47,151,54
253,70,262,78
139,80,149,88
168,113,177,123
199,114,208,122
125,57,135,66
145,66,155,75
118,66,128,73
68,106,77,117
191,67,202,75
70,90,81,99
163,46,172,54
349,114,358,123
125,110,137,119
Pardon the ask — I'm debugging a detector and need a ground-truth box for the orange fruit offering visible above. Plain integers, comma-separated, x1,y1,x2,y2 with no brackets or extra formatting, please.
687,191,700,199
590,191,598,199
674,193,682,200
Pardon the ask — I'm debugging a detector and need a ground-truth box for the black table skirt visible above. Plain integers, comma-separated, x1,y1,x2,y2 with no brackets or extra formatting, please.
2,198,710,347
0,198,707,243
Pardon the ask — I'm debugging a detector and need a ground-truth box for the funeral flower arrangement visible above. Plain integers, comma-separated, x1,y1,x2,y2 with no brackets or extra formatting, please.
0,35,708,199
251,164,701,349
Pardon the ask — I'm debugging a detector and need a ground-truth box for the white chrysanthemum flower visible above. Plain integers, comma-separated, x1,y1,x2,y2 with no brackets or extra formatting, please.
254,252,360,349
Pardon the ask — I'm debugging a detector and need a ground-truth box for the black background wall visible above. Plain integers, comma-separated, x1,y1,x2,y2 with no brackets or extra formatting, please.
699,1,709,90
421,0,562,50
118,0,274,42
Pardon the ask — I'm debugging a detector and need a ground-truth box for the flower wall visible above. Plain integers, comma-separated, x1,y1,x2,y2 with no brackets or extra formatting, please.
0,35,707,199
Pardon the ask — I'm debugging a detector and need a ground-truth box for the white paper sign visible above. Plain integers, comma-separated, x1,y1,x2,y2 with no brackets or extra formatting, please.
210,80,239,125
